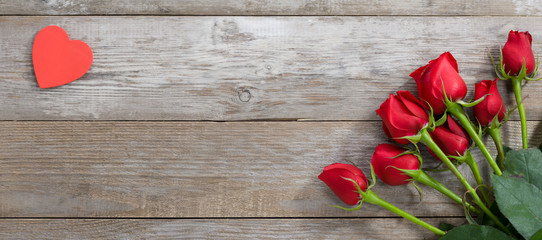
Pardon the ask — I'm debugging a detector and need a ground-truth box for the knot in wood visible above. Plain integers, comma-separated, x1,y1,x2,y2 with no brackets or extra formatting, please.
238,89,252,102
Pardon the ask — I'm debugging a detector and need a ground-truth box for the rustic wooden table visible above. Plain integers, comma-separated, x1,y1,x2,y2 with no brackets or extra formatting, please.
1,0,542,239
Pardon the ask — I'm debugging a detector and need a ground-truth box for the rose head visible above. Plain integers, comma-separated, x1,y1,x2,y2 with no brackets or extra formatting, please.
410,52,467,114
371,144,420,186
429,116,470,157
376,91,429,145
474,79,506,126
502,30,535,76
318,163,368,205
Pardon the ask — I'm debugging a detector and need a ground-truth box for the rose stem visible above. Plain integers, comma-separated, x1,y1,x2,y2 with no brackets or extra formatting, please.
511,76,528,149
406,169,480,215
463,151,490,205
487,127,505,170
420,129,511,234
446,102,503,176
362,189,446,236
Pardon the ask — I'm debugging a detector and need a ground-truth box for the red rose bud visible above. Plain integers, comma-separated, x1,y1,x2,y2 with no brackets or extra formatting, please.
429,116,470,157
502,30,535,76
371,144,420,186
318,163,368,205
376,91,429,145
410,52,467,114
474,79,506,126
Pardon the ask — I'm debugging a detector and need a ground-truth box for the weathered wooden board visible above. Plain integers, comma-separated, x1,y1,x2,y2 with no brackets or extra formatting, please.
1,121,538,217
0,218,464,240
1,16,542,120
1,1,533,238
0,0,540,16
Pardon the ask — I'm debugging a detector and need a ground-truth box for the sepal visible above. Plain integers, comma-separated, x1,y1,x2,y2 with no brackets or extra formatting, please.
330,177,368,211
426,101,437,131
343,177,367,194
456,93,490,108
426,102,447,131
397,132,422,144
495,47,514,80
440,75,453,106
411,181,424,204
329,201,363,211
448,153,469,165
368,163,377,190
489,49,508,80
392,148,423,165
489,112,503,129
476,120,484,141
434,112,448,128
526,57,541,81
397,168,422,179
515,60,528,80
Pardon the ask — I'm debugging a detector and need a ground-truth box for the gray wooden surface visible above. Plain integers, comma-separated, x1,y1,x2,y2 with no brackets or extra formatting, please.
0,121,539,218
1,0,541,239
2,16,542,120
1,0,541,16
0,218,465,240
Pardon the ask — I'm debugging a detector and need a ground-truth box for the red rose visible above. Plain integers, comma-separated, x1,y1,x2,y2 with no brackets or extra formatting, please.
371,144,420,186
474,79,506,126
318,163,368,205
429,116,470,157
502,30,535,76
376,91,429,145
410,52,467,114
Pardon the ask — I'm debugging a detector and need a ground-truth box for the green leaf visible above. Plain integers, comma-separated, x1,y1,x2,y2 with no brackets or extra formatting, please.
475,201,522,238
492,174,542,239
440,225,515,240
503,148,542,189
530,229,542,240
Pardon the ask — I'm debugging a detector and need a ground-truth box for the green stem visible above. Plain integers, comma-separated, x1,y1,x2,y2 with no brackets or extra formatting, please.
488,127,505,170
363,190,445,236
511,77,528,149
463,151,490,205
406,169,480,215
420,130,511,235
447,103,503,176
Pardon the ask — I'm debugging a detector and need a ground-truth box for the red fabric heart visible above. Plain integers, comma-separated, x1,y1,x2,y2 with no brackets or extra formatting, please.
32,26,93,88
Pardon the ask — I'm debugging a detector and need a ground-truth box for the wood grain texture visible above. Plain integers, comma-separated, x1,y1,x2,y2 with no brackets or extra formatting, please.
0,218,465,240
1,121,539,217
0,0,541,16
2,1,536,237
2,16,542,120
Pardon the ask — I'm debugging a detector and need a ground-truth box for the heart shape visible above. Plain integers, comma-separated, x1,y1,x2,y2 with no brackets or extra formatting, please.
32,25,93,88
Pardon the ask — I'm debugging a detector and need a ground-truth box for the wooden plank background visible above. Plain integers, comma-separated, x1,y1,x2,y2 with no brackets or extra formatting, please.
0,121,540,218
1,0,542,239
2,16,542,120
0,218,466,239
1,0,542,16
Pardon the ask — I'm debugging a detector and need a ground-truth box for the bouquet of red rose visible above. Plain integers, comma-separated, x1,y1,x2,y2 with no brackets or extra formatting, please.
319,31,542,239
